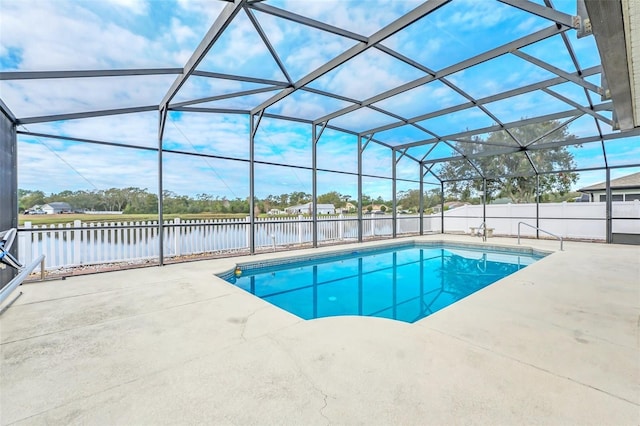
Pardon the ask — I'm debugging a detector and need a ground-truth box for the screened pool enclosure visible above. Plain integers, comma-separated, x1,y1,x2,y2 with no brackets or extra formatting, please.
1,0,639,276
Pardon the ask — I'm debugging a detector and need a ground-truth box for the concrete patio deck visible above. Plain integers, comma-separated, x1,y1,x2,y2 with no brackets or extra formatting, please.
1,235,638,425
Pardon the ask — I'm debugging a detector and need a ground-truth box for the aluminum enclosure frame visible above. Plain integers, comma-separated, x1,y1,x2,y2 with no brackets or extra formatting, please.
1,0,639,267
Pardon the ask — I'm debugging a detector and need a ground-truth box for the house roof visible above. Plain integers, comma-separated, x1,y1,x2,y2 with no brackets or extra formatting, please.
578,172,640,192
286,203,335,210
43,202,72,209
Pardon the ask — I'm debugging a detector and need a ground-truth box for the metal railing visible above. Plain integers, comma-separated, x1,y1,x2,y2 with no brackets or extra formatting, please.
517,222,563,251
1,228,46,314
0,255,45,314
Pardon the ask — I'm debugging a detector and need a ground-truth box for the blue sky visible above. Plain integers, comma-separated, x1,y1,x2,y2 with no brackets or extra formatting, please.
2,0,638,200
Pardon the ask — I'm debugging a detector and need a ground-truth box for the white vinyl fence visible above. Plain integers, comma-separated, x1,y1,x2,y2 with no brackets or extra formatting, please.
18,214,425,271
17,201,640,272
441,200,640,239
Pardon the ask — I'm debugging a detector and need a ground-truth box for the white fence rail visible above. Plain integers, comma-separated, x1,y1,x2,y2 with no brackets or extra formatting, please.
18,214,423,271
16,201,640,272
442,200,640,239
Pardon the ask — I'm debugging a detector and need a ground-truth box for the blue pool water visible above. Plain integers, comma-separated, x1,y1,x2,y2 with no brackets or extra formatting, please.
223,244,545,323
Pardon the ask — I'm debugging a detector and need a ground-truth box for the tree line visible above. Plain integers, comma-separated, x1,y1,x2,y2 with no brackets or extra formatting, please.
18,187,448,215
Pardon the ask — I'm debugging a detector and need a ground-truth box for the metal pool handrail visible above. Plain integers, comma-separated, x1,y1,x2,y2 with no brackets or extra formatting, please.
517,222,563,251
0,254,45,315
1,227,46,314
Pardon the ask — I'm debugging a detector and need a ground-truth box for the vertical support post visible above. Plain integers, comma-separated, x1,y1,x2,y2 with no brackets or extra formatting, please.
392,251,397,320
0,108,18,285
440,181,445,234
392,149,397,239
357,135,363,243
250,117,255,254
249,112,263,254
419,248,424,310
157,107,167,265
312,124,318,248
357,257,363,316
606,167,612,243
312,265,318,319
536,174,540,239
419,163,424,236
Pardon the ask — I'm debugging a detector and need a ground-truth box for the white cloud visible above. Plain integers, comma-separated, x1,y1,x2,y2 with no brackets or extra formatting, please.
329,107,398,134
170,17,198,44
308,48,425,105
372,82,467,120
1,75,176,118
163,112,251,160
17,137,159,193
270,90,352,121
2,1,166,70
23,111,160,148
176,0,225,22
435,0,513,31
279,0,423,37
104,0,149,15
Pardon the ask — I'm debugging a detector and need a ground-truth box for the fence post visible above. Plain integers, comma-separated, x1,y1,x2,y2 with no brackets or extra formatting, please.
245,216,251,249
562,201,568,238
73,219,81,265
21,221,33,265
298,214,304,244
338,214,344,241
372,215,376,237
174,217,181,256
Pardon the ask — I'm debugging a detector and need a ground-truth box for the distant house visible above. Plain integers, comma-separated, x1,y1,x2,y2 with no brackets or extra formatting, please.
340,202,357,213
285,202,335,215
41,202,73,214
578,172,640,202
364,204,386,213
432,201,470,213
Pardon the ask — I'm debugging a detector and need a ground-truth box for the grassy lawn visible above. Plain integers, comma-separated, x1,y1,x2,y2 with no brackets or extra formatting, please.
19,213,249,226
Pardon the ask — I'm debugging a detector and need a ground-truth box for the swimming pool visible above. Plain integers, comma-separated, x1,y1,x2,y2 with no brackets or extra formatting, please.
221,243,546,323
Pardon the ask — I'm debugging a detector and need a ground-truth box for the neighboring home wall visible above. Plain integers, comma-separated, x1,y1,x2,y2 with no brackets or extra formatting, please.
285,202,335,214
42,202,72,214
590,189,640,202
579,172,640,202
340,202,356,213
285,203,310,214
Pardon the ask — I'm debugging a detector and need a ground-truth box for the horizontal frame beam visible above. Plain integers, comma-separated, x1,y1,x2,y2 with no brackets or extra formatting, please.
497,0,578,28
16,105,158,125
168,86,281,109
0,68,182,80
16,130,157,151
191,70,289,87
